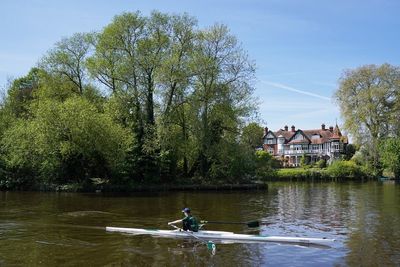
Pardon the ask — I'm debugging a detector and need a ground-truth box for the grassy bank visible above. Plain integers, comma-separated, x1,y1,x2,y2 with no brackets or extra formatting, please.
267,160,372,181
274,168,330,181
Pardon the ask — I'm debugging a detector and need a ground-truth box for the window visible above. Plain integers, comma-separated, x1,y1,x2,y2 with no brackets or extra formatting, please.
332,142,339,150
268,147,274,154
312,144,319,150
267,139,273,144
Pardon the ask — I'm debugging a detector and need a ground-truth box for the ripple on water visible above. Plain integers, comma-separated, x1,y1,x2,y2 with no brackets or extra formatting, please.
1,182,399,266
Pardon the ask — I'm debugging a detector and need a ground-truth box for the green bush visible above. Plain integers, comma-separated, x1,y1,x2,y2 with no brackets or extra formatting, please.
274,168,329,180
326,160,364,178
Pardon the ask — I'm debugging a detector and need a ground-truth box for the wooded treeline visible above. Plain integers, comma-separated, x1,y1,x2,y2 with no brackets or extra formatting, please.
0,11,269,190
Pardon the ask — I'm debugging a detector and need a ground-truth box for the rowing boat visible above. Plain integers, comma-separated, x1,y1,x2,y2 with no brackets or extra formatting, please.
105,226,335,246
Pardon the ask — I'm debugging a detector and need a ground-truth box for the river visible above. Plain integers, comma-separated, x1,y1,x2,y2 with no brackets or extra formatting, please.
1,181,399,266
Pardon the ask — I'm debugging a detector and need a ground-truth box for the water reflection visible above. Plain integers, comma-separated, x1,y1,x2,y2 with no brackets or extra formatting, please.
0,182,399,266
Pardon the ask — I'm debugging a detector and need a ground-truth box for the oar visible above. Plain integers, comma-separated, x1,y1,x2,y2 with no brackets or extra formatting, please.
201,220,260,228
169,224,216,253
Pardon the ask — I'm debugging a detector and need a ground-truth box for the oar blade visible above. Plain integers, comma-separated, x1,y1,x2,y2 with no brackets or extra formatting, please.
207,241,216,255
207,241,216,250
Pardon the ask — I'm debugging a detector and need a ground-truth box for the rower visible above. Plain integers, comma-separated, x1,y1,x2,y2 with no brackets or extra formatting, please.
168,208,199,232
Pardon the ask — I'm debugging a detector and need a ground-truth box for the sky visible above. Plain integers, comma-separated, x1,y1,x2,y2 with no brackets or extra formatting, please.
1,0,399,132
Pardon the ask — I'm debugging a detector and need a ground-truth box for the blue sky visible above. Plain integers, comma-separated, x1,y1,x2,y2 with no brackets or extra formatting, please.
1,0,399,132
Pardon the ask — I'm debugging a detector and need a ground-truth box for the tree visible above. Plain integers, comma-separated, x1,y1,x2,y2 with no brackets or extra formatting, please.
0,11,259,188
41,33,92,94
157,14,197,178
255,150,277,179
379,138,400,179
241,123,263,149
4,68,41,118
335,64,400,170
190,24,256,177
1,96,132,186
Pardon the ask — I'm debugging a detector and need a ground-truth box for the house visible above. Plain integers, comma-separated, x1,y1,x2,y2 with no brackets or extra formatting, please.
262,124,348,167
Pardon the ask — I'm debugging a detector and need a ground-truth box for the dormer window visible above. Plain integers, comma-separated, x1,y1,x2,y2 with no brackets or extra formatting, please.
311,134,320,140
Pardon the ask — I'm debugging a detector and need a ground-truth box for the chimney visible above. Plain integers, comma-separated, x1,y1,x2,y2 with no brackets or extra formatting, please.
284,125,288,131
291,125,295,132
321,123,326,130
264,127,268,136
329,126,333,132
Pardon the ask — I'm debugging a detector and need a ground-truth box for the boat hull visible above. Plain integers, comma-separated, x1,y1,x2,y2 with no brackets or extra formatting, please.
106,226,335,246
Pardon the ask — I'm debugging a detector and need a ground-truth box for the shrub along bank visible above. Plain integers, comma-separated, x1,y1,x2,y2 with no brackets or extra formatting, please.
267,160,372,181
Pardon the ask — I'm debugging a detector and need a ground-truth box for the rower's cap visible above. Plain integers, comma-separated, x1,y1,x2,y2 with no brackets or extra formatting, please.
182,208,191,213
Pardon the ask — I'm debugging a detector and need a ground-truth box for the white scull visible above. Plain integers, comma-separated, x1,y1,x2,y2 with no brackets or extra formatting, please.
106,226,335,246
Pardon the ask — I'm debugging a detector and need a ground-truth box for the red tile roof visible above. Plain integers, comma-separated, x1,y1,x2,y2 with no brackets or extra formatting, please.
268,124,348,144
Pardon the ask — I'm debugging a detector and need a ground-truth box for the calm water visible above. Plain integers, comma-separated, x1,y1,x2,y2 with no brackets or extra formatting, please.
1,182,399,266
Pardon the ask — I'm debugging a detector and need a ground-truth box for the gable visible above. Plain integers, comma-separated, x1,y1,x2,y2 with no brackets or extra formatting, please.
293,132,305,140
288,130,311,144
266,132,275,139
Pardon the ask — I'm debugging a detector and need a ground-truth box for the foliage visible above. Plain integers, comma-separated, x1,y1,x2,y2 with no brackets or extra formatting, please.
255,150,278,179
41,33,92,94
316,159,327,168
0,11,258,189
300,154,310,168
326,160,364,179
208,142,256,184
344,144,357,160
3,68,41,118
271,160,369,181
241,122,263,149
335,64,400,170
1,96,132,187
379,138,400,179
275,168,329,180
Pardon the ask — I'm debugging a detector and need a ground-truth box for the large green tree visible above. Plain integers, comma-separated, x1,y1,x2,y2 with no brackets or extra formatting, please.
335,64,400,171
190,24,256,177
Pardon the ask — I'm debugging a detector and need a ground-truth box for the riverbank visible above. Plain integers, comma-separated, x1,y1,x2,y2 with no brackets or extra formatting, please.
266,166,373,182
8,181,268,193
97,183,268,193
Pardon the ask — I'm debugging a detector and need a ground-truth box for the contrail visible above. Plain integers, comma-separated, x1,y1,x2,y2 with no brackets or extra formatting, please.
260,80,331,101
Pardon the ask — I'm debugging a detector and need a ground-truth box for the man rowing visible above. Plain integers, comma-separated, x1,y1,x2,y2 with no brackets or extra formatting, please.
168,207,199,232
